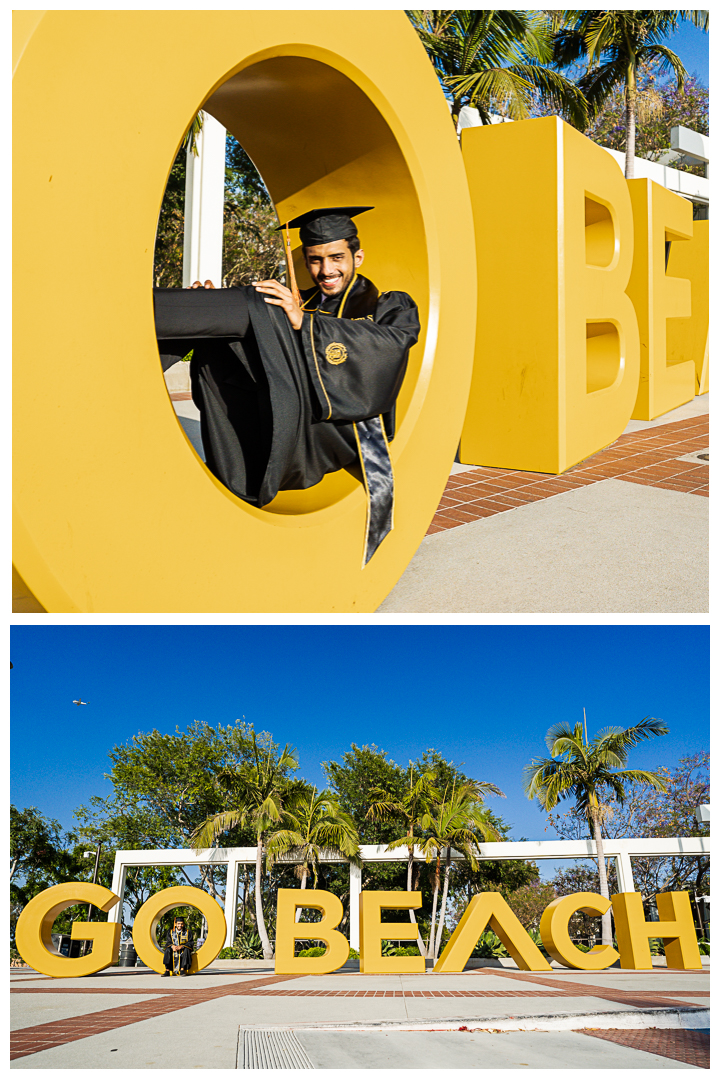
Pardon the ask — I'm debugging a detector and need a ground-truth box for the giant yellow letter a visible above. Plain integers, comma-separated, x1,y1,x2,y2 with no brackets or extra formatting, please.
460,116,640,474
434,893,551,973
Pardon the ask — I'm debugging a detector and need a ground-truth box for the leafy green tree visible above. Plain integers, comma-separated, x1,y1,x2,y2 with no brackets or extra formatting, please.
10,806,81,942
506,879,557,932
408,10,587,129
154,148,186,287
552,10,708,177
191,733,302,959
266,788,361,913
523,715,669,945
583,61,708,178
324,744,408,847
366,767,440,956
11,805,66,884
547,751,709,922
416,779,504,959
154,132,284,289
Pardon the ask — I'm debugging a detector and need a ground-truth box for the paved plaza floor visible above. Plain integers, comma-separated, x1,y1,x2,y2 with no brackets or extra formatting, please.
11,961,709,1069
379,397,709,613
170,393,709,614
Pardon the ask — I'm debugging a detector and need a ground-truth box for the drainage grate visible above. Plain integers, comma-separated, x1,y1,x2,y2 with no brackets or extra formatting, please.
239,1028,314,1070
675,449,709,465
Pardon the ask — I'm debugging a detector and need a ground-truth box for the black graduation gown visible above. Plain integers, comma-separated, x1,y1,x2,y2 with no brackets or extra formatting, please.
154,275,420,562
163,928,194,973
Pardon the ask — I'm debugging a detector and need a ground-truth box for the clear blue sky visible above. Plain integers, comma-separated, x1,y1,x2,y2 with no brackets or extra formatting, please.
666,20,709,85
11,625,708,868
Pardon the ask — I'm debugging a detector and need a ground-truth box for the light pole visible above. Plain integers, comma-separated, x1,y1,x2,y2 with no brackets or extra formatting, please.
82,845,102,955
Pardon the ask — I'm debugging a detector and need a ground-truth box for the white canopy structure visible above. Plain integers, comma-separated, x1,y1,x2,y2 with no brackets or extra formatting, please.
110,836,710,950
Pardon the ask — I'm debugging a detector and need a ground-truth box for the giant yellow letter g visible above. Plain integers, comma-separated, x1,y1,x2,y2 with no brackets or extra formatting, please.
14,882,122,978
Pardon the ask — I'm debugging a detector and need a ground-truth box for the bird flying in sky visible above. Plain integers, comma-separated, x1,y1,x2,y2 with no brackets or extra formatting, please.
72,699,89,706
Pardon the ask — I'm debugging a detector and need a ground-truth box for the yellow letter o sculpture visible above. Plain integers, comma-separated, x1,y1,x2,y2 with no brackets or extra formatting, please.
14,882,122,978
131,886,227,974
13,10,477,612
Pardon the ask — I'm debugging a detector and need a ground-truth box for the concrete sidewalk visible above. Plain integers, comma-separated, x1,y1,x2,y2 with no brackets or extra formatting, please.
11,964,709,1069
380,398,709,614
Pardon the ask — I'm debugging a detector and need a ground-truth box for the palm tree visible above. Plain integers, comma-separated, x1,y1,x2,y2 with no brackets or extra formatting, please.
191,734,300,960
523,714,669,946
552,11,709,177
408,10,588,131
366,768,440,957
415,779,505,960
265,788,361,922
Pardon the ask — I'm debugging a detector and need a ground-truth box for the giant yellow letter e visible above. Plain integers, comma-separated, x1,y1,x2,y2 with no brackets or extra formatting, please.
627,180,694,419
612,891,702,970
275,889,349,974
434,892,551,973
359,891,424,974
14,882,121,978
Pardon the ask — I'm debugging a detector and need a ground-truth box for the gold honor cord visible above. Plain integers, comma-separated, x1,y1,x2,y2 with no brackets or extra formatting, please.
285,223,302,308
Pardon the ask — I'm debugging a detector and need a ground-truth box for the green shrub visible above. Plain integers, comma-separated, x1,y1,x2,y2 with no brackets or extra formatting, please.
298,946,326,957
348,947,359,959
471,931,509,959
218,946,239,959
235,930,264,959
697,940,710,956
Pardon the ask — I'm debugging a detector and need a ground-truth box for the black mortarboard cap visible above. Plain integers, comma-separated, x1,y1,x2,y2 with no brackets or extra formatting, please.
277,206,373,246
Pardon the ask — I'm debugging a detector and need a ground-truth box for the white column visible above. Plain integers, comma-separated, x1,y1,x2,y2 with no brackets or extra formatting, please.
108,859,127,925
349,863,362,951
224,859,241,948
615,851,636,893
182,111,226,288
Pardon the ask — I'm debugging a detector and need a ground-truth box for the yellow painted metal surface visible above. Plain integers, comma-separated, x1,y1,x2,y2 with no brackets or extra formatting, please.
459,116,641,475
359,891,425,974
434,892,551,972
539,892,620,970
627,180,694,419
275,888,350,974
130,885,226,974
612,891,703,970
667,219,709,396
14,882,121,977
13,10,476,613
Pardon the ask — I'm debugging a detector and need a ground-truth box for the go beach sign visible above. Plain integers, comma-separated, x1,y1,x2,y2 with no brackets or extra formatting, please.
16,882,703,978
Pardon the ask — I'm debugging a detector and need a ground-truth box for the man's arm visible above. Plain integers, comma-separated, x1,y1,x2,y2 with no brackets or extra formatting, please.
300,291,420,423
153,288,250,340
252,280,303,330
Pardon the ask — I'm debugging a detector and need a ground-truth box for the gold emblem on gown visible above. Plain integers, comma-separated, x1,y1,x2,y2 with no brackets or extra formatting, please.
325,342,348,365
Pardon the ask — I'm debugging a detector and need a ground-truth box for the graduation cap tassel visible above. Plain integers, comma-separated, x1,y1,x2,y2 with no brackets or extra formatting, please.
284,223,302,308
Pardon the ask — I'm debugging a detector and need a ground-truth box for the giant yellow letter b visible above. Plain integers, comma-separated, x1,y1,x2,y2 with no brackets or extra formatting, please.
460,116,640,474
275,889,349,974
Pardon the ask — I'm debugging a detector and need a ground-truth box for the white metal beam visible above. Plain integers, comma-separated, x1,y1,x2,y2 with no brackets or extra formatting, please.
182,111,226,288
108,837,709,947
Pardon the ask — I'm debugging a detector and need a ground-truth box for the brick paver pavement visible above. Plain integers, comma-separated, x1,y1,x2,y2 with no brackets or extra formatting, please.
429,415,708,535
11,968,708,1061
579,1027,709,1068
